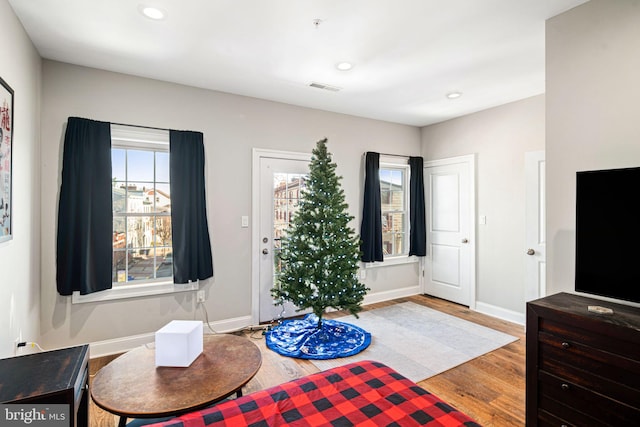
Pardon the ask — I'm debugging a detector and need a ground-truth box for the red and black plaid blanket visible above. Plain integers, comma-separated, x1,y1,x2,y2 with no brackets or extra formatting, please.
148,360,480,427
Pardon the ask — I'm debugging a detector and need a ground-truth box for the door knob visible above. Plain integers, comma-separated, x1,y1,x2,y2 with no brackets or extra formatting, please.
262,248,269,255
461,238,469,244
527,249,535,255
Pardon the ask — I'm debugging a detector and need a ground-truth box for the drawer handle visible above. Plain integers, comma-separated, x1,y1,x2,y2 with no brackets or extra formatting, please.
561,341,571,349
561,383,570,391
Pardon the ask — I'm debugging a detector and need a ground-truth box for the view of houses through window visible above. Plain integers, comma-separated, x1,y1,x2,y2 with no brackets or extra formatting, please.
273,173,307,283
111,127,172,285
380,165,408,257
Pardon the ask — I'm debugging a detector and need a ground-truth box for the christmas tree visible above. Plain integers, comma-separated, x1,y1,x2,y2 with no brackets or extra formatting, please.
272,138,369,329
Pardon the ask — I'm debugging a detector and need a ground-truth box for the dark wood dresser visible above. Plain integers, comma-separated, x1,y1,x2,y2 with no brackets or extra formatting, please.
0,344,89,427
526,292,639,426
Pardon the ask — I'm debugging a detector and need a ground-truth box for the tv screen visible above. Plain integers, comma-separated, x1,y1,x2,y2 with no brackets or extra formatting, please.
575,167,640,304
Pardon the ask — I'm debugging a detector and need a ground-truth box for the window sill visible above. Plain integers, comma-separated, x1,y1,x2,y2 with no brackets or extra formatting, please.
363,255,420,269
71,280,198,304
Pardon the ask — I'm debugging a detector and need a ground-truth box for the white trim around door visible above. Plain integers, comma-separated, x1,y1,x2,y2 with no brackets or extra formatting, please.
422,154,476,310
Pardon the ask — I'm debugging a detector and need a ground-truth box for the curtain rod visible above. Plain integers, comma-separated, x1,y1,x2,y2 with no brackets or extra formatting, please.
365,152,415,159
111,121,172,132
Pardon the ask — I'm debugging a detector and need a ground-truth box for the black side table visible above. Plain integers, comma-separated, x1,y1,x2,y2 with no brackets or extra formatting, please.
0,344,89,427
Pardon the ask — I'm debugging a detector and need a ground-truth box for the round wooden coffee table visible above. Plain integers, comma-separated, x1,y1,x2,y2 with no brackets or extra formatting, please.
91,334,262,427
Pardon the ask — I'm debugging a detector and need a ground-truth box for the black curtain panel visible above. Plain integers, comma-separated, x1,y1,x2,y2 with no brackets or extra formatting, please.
409,156,427,256
360,152,383,262
170,130,214,283
56,117,113,295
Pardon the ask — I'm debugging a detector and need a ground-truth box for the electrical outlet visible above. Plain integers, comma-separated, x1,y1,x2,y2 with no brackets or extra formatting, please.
196,290,205,303
359,269,366,280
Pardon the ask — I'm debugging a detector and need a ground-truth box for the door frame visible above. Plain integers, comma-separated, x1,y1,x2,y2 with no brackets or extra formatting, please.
421,154,476,310
525,150,545,301
251,148,311,325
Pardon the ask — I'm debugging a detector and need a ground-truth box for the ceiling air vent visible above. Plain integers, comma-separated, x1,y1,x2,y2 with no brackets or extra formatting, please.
309,82,341,92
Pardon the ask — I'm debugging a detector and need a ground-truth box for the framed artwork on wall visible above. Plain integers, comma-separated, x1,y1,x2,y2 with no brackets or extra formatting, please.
0,76,13,243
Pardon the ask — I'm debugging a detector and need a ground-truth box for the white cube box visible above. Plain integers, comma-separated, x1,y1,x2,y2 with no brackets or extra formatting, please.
155,320,203,367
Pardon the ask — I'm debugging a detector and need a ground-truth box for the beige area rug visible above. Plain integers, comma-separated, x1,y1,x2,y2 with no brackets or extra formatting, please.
311,301,518,383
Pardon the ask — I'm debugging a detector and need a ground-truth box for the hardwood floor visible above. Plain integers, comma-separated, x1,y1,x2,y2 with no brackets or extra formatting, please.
89,295,526,427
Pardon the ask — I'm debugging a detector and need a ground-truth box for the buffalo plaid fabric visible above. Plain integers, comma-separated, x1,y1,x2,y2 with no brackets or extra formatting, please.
146,360,480,427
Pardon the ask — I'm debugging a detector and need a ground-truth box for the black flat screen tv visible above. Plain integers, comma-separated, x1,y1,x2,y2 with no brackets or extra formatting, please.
575,166,640,304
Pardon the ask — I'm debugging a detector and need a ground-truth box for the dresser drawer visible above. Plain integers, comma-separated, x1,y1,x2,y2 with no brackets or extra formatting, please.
538,338,639,404
538,370,640,425
539,317,638,360
538,402,597,427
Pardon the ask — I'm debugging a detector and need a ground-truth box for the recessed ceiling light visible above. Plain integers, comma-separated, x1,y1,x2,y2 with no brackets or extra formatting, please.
140,5,166,20
336,62,353,71
446,91,462,99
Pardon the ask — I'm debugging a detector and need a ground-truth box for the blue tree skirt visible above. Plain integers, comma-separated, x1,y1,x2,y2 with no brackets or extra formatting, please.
265,314,371,360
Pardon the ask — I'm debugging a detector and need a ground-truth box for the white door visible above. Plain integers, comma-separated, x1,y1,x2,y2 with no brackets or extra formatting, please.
525,151,546,301
423,155,475,307
255,153,311,323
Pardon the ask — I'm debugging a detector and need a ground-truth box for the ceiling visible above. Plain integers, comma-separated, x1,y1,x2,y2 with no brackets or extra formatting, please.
9,0,588,127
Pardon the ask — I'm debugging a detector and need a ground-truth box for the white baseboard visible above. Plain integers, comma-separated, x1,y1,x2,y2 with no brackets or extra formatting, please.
89,315,253,358
474,301,525,326
363,286,421,306
89,332,155,359
366,288,526,326
205,315,255,334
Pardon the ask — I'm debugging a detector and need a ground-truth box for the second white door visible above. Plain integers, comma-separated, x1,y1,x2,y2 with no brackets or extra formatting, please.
423,156,475,306
525,150,546,301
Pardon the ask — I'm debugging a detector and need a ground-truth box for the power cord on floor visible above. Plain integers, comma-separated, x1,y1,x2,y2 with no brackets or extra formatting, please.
196,298,286,339
198,300,271,337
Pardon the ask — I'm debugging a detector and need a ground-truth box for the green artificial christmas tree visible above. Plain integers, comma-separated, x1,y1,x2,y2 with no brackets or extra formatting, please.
272,138,369,329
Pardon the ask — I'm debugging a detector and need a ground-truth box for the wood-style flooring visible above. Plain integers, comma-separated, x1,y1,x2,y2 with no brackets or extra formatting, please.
89,295,526,427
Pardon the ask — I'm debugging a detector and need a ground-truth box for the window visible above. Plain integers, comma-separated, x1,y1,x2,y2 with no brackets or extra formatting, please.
379,163,409,257
69,122,209,303
111,124,172,286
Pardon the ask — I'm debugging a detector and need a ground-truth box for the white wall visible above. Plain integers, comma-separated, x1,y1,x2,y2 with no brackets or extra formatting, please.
39,60,421,351
546,0,640,300
0,0,42,359
421,95,545,316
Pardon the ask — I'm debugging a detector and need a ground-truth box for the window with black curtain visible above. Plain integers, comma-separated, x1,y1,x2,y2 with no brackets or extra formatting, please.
360,152,426,264
56,117,213,296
